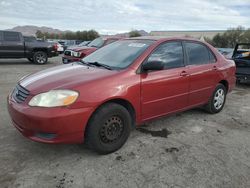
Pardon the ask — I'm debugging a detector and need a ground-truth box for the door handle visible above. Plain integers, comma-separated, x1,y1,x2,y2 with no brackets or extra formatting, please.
180,71,188,77
213,66,217,70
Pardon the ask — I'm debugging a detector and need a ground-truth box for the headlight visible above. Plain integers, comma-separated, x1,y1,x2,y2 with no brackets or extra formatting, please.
29,90,79,107
72,51,81,57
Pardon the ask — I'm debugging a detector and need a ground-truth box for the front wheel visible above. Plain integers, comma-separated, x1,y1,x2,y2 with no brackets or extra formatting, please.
85,103,132,154
205,84,227,114
33,51,48,64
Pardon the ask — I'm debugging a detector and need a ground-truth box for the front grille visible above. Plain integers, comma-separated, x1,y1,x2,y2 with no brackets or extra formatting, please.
13,84,30,103
64,50,72,56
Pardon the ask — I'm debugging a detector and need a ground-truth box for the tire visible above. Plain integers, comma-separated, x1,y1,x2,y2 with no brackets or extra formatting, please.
205,84,227,114
27,58,33,62
85,103,132,154
33,51,48,64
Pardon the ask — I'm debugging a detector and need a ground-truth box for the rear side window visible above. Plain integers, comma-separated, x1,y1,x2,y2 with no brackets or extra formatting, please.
0,31,3,41
209,50,216,63
148,42,184,69
3,32,20,42
185,42,210,65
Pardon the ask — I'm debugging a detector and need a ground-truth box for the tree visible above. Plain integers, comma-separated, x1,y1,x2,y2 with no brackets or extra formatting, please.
211,34,228,48
129,30,141,38
35,30,43,38
223,26,244,47
241,29,250,43
35,29,100,40
209,26,247,48
87,30,99,40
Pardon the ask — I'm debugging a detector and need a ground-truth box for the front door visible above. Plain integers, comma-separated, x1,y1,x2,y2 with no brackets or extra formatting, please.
141,41,189,120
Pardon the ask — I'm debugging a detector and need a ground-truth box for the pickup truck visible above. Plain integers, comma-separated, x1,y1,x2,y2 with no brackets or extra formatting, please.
232,43,250,82
0,30,58,64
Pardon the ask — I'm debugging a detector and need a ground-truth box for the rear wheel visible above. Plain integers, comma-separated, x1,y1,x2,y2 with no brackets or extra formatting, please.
205,84,227,114
85,103,131,154
33,51,48,64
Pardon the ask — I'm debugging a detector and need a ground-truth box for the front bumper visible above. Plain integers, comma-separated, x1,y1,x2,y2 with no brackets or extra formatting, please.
48,50,59,57
7,95,93,144
62,55,81,64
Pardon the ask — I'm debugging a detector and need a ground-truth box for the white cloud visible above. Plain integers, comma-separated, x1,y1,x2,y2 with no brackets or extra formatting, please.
0,0,249,34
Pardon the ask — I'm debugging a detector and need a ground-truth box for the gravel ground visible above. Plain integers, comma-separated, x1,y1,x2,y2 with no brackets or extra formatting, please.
0,56,250,188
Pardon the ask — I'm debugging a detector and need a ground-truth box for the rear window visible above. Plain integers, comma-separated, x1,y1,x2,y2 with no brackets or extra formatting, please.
24,36,36,42
3,32,20,42
208,50,216,63
88,38,104,48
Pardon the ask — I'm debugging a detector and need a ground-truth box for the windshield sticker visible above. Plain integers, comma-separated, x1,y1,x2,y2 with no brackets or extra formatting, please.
128,43,146,48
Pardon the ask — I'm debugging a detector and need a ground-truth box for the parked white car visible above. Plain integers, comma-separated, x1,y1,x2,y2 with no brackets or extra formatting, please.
56,43,64,54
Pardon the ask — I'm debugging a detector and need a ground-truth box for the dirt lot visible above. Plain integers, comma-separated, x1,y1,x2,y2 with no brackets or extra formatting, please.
0,56,250,188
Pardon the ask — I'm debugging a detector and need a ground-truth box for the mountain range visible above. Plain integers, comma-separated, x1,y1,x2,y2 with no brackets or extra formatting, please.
7,25,69,36
6,25,149,37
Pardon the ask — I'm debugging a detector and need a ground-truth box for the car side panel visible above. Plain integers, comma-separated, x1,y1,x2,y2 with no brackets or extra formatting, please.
140,67,189,120
187,63,217,106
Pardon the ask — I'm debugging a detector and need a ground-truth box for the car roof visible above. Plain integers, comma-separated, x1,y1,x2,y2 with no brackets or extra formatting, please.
102,37,123,40
126,36,203,42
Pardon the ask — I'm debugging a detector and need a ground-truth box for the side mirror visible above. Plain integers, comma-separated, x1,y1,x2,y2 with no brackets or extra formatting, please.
142,60,164,71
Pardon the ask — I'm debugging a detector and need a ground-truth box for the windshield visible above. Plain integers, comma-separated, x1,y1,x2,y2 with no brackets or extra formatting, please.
79,41,89,46
82,40,154,69
24,36,36,42
88,38,104,48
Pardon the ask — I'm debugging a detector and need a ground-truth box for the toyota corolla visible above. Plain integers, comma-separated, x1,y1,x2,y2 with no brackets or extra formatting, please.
7,37,236,154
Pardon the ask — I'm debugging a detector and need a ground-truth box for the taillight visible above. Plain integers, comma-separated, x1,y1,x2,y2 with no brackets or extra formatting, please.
80,53,86,58
53,43,58,51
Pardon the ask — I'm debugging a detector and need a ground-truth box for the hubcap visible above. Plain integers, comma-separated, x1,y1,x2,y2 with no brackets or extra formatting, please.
36,53,46,64
100,116,124,143
213,88,225,110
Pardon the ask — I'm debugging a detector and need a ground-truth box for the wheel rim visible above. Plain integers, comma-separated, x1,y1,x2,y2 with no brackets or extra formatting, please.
36,53,46,64
100,116,124,143
213,88,225,110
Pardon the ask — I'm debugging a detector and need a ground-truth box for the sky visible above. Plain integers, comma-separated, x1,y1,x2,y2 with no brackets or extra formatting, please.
0,0,250,34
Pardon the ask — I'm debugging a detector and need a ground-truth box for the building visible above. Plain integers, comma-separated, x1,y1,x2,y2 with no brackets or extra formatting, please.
150,30,226,39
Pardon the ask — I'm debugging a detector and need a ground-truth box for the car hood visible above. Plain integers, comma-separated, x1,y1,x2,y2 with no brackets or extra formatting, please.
19,63,116,94
68,46,97,52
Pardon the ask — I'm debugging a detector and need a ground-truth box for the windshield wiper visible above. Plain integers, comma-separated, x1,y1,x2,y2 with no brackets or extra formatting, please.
88,61,112,70
79,60,90,66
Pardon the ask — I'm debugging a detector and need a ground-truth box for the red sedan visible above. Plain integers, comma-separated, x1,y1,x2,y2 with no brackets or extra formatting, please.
62,37,121,64
8,37,236,154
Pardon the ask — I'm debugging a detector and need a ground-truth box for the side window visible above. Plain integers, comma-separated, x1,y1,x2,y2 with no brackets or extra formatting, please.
0,31,2,41
208,50,216,63
147,42,184,69
3,32,20,42
185,42,210,65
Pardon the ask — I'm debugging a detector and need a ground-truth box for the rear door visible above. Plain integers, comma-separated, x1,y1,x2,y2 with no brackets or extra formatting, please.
184,41,217,107
1,31,24,58
141,41,189,120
